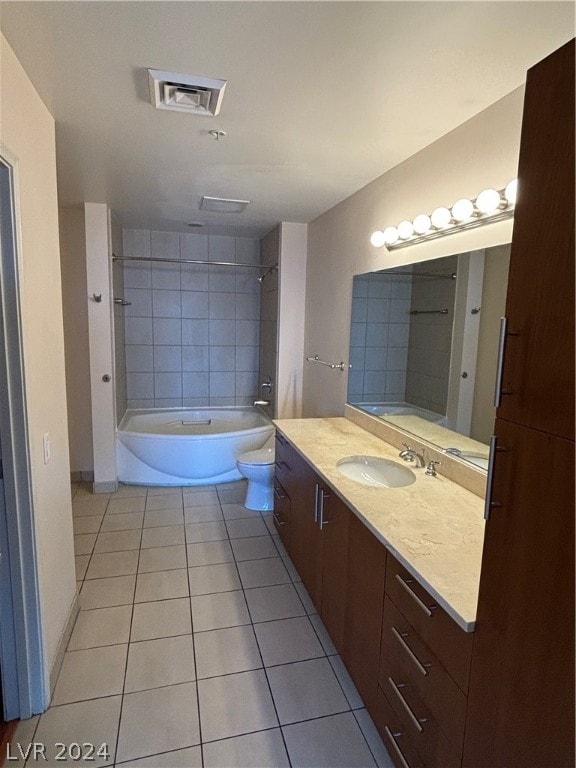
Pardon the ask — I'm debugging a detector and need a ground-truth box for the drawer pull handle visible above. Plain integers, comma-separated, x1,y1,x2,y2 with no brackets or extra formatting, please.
391,626,431,676
273,486,286,501
388,677,428,734
395,574,436,617
275,460,290,471
273,512,286,527
383,726,411,768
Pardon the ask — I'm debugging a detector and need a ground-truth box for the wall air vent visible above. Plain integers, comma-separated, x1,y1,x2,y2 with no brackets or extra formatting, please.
200,196,250,213
148,69,226,116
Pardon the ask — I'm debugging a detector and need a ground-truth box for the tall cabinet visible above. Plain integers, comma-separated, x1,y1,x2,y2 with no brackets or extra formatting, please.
463,39,575,768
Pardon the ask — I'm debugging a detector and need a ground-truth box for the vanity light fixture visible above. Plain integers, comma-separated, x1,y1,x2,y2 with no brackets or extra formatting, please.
371,179,517,250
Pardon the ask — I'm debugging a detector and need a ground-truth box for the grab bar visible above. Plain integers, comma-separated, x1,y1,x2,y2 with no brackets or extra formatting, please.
305,355,351,372
409,308,448,315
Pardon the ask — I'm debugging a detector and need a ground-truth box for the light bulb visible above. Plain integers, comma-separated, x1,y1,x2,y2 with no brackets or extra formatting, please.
383,227,399,246
397,220,414,240
451,198,474,222
431,207,451,229
505,178,518,206
476,188,501,214
370,230,386,248
413,214,431,235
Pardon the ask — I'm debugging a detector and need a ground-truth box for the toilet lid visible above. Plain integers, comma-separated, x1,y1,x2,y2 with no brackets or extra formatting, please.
238,446,275,466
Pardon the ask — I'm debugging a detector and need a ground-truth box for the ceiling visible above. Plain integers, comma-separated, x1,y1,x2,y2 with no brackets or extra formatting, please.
1,1,573,237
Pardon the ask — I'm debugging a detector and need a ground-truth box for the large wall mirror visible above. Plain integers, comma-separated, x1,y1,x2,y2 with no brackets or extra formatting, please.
347,244,511,471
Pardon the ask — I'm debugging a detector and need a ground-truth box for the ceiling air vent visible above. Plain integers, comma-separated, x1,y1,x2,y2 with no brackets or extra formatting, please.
200,196,250,213
148,69,226,116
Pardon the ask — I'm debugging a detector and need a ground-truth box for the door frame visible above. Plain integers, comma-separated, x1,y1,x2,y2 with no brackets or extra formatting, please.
0,149,46,719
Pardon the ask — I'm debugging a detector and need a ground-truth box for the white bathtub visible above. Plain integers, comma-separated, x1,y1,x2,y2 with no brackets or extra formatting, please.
116,407,274,486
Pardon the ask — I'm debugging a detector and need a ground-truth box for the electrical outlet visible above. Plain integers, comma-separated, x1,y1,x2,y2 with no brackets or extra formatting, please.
43,433,51,464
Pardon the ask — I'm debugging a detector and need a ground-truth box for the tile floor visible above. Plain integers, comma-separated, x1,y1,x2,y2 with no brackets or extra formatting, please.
12,480,393,768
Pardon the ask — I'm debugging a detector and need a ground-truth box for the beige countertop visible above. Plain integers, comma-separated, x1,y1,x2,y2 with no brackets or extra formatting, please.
274,417,485,632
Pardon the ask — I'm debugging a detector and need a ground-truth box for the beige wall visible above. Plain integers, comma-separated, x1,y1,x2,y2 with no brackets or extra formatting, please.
304,87,524,416
59,207,93,473
1,34,77,695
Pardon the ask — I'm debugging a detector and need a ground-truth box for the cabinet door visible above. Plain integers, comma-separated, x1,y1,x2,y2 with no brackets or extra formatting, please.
288,449,323,608
272,478,290,551
343,513,387,716
464,418,575,767
497,39,574,439
319,493,350,655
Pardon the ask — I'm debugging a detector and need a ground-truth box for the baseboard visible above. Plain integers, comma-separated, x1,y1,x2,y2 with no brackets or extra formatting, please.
93,480,119,493
49,593,80,697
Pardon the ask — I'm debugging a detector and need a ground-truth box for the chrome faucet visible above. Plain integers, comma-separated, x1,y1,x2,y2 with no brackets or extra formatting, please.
399,443,425,467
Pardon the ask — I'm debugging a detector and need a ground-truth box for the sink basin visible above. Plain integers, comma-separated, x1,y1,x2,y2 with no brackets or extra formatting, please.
336,455,416,488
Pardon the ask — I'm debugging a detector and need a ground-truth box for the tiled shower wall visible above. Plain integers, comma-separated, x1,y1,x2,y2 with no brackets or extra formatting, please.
347,270,412,402
120,230,261,410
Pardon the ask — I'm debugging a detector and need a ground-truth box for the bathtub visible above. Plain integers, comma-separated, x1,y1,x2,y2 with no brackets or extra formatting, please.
116,407,274,486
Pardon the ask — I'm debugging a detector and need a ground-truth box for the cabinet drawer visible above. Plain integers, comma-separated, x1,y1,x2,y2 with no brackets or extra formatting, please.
272,479,290,550
374,685,425,768
385,555,472,692
274,432,294,491
381,597,467,751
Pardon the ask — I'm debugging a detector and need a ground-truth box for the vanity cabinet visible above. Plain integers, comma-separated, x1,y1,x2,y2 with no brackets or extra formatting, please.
375,554,473,768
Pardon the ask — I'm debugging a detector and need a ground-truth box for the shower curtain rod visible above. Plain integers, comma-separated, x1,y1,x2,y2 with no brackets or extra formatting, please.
112,254,277,271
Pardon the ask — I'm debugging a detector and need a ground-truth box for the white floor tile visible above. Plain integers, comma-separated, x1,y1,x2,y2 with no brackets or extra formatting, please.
203,728,290,768
74,533,97,556
73,499,108,517
80,575,136,610
138,544,187,572
94,530,142,553
141,524,185,549
86,551,139,579
184,505,224,523
282,555,302,583
134,569,189,602
194,625,262,679
107,497,146,514
116,746,202,768
226,517,269,539
144,508,184,528
272,535,289,558
73,515,103,535
217,485,247,505
191,590,251,632
221,502,254,520
188,563,241,596
147,486,184,496
237,557,291,589
100,512,144,531
187,540,234,567
309,613,338,655
230,536,279,561
244,584,307,623
254,617,325,667
145,493,183,512
185,521,228,543
282,712,377,768
130,598,192,641
124,635,196,693
52,645,127,705
268,657,350,725
329,654,365,709
68,605,132,650
116,683,200,764
34,696,122,767
354,709,394,768
110,485,148,499
294,581,318,615
198,669,278,742
183,490,219,507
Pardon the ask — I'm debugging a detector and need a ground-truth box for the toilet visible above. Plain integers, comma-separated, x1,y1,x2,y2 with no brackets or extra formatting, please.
236,435,275,511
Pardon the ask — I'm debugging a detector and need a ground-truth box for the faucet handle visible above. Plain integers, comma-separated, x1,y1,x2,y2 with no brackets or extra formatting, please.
425,460,441,477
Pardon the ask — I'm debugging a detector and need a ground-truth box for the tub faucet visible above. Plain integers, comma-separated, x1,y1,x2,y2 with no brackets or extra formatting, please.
261,377,273,395
399,443,425,467
254,399,270,407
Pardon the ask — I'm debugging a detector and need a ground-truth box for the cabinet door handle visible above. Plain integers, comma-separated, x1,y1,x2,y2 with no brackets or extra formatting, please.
273,512,286,527
394,574,435,617
391,627,430,676
383,726,411,768
388,677,427,733
314,483,320,523
484,436,508,520
319,489,331,529
275,460,289,471
494,316,518,406
273,485,286,501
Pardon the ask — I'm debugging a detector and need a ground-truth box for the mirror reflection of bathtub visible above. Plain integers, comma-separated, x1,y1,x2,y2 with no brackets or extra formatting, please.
347,244,511,472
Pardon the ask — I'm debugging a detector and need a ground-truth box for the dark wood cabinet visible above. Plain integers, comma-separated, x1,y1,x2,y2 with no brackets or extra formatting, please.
464,38,575,768
318,492,350,654
342,512,387,717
